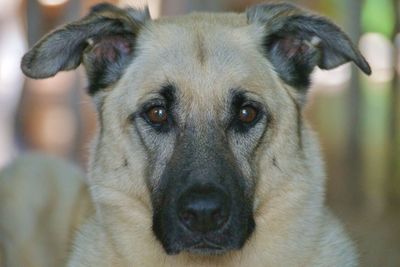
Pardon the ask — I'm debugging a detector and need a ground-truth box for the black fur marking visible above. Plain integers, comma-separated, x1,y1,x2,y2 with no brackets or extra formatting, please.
229,90,266,133
272,156,282,172
138,84,176,133
159,84,176,107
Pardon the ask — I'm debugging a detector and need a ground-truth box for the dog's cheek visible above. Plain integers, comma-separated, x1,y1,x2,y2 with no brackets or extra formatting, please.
146,144,176,193
132,119,177,190
228,125,267,195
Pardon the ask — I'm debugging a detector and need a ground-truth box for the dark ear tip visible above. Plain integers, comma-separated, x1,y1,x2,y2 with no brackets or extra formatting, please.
20,52,34,77
357,57,372,76
364,67,372,76
362,62,372,76
20,51,54,79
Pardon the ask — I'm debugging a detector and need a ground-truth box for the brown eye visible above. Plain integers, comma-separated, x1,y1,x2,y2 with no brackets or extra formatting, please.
238,106,257,123
146,106,168,124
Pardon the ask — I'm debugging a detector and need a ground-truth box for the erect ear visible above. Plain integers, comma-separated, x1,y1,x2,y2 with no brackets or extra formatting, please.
21,3,150,94
247,3,371,90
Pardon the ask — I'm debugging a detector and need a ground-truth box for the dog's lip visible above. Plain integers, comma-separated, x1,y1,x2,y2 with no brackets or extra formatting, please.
189,239,224,251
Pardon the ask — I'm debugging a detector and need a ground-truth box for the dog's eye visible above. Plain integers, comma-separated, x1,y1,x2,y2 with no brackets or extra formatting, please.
146,106,168,124
238,106,258,123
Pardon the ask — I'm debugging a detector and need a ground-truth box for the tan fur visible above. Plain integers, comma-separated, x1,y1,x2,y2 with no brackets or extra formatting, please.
67,11,357,267
0,153,93,267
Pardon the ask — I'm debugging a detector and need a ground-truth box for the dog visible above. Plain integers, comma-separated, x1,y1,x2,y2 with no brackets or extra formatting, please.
0,153,93,267
21,2,371,266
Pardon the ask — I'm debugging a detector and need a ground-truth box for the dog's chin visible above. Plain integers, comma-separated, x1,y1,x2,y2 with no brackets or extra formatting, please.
165,243,233,256
163,238,245,256
158,217,256,256
186,243,230,256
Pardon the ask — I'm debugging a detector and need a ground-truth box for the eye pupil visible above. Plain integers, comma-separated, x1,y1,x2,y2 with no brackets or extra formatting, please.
238,106,257,123
147,107,168,124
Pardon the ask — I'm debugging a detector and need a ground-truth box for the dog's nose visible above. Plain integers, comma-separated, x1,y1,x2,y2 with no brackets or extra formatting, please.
177,187,230,233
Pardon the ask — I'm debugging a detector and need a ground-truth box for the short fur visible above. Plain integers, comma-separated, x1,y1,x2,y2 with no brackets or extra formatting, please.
21,2,370,267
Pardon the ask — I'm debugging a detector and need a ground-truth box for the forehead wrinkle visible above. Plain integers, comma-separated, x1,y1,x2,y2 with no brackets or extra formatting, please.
176,84,219,124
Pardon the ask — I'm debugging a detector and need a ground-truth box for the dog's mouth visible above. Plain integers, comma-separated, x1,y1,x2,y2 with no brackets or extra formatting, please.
186,239,226,255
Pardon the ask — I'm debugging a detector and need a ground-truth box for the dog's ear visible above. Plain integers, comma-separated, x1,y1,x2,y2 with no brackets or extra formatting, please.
247,3,371,90
21,3,149,94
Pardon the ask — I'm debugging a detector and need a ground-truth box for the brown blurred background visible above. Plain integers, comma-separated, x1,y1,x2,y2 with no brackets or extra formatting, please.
0,0,399,266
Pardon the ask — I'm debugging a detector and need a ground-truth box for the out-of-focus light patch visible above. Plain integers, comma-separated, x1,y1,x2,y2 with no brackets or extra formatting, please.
119,0,161,18
0,0,22,19
359,32,394,83
0,24,26,103
395,33,400,75
37,0,69,7
312,64,352,92
28,71,76,96
37,106,76,155
0,14,26,168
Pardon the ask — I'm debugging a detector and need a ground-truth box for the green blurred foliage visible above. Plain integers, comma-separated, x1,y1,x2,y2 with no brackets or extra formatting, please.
361,78,391,207
362,0,395,37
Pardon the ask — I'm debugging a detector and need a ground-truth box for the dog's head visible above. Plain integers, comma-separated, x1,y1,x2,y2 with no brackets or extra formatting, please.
21,2,370,257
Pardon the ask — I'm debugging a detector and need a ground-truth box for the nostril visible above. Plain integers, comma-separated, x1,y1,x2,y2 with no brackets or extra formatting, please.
212,208,227,227
179,210,196,224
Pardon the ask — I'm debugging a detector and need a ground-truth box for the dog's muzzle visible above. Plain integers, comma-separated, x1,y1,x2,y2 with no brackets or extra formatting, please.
152,178,255,255
151,128,255,255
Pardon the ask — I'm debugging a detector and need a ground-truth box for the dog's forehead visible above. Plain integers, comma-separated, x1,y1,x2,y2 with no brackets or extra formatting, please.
116,12,279,111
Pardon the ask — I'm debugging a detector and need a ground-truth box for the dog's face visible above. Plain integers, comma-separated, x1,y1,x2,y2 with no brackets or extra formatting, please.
21,2,370,256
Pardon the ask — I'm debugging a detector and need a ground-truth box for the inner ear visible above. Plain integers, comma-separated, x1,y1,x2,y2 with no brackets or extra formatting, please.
83,34,136,94
264,33,322,89
269,34,321,60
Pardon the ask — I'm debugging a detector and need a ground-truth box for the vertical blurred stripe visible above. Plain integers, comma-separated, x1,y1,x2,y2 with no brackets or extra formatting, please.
119,0,162,18
0,0,26,168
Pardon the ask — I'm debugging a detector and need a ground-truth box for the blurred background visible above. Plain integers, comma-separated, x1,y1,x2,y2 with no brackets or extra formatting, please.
0,0,399,266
